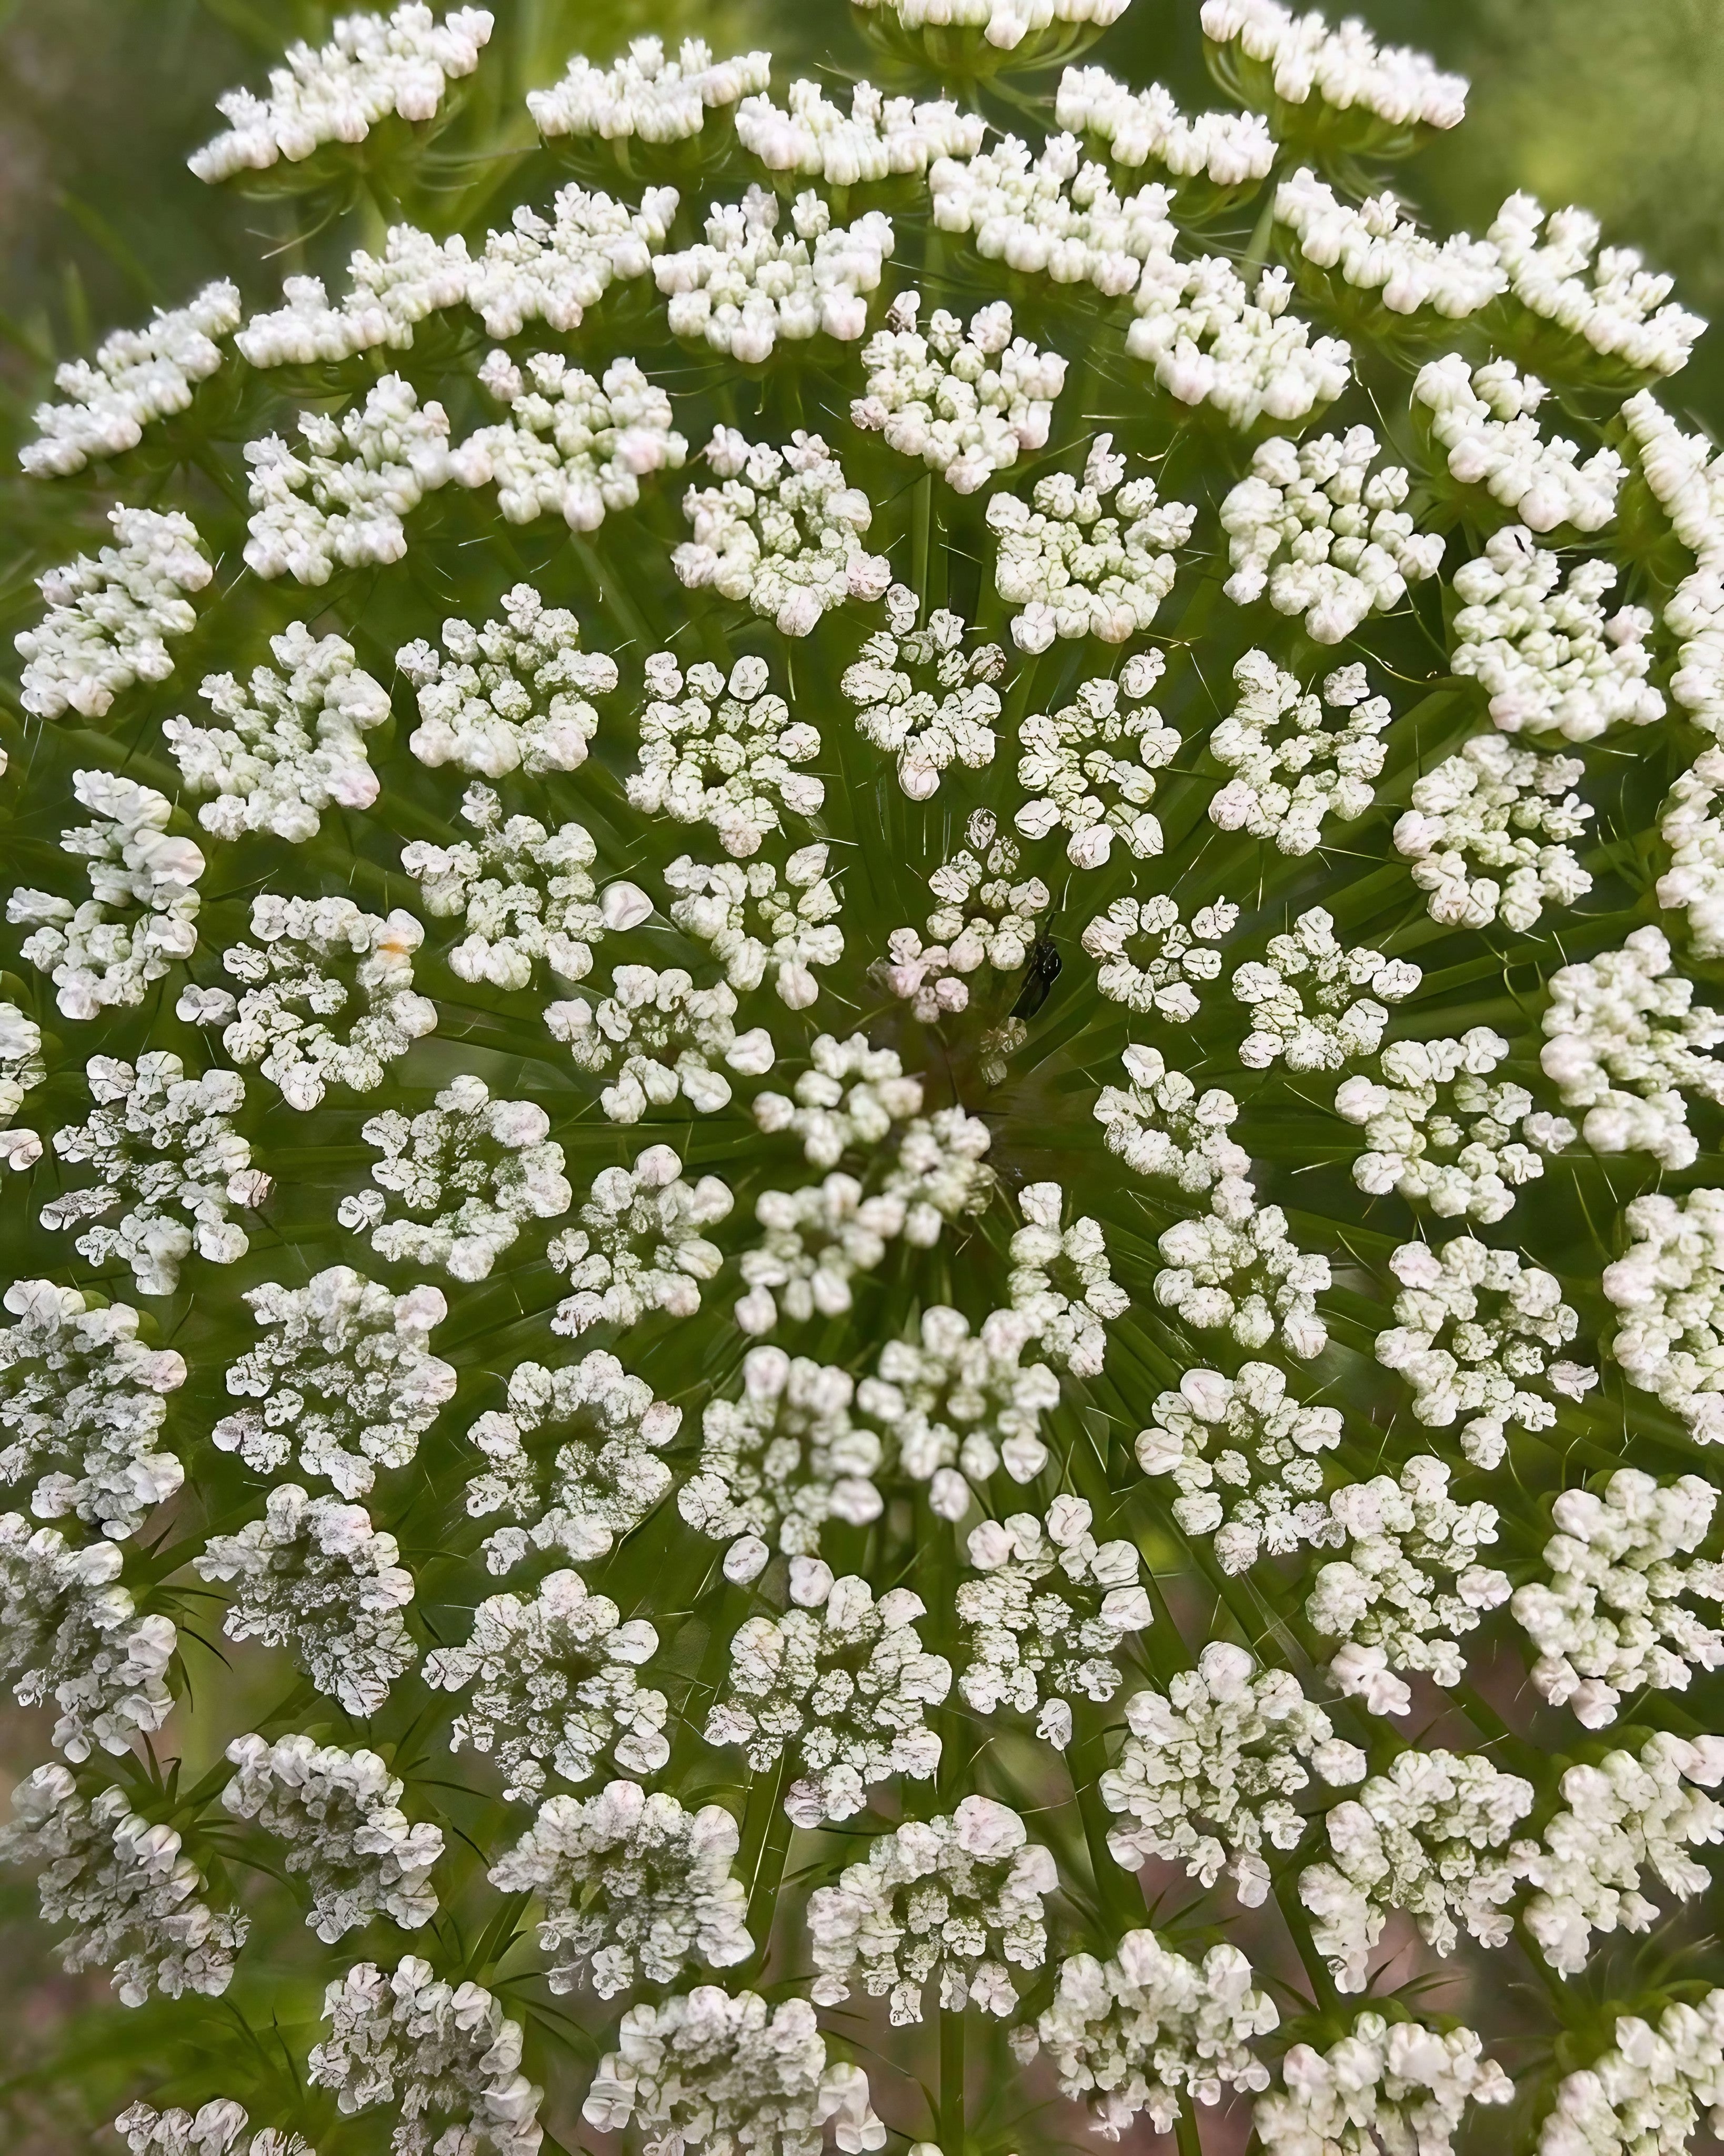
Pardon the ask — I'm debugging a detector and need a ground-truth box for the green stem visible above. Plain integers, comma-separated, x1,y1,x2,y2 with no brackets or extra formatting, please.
939,2003,967,2155
741,1751,796,1979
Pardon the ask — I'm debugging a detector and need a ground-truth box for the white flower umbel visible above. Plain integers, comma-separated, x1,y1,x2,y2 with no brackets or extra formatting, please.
1412,353,1626,534
243,376,453,585
337,1075,570,1282
0,1764,246,2008
403,785,603,991
1540,927,1724,1171
115,2097,309,2156
582,1989,884,2156
1207,653,1390,854
549,1147,733,1328
452,351,686,531
881,815,1049,1017
466,182,676,339
1254,2013,1512,2156
1335,1030,1573,1223
808,1796,1056,2024
1605,1189,1724,1441
527,35,769,144
211,1266,455,1498
1094,1043,1251,1197
1084,894,1237,1020
859,0,1128,51
197,1483,418,1715
1521,1730,1724,1974
1394,732,1593,932
739,79,984,183
489,1780,751,1997
1025,1931,1278,2139
674,428,891,638
0,1514,175,1762
1154,1183,1331,1360
1299,1750,1535,1991
1008,1181,1129,1377
189,5,494,182
1101,1642,1365,1906
167,624,390,843
1057,64,1275,185
1375,1236,1592,1471
464,1349,681,1573
1658,745,1724,959
424,1568,668,1801
626,650,824,856
1016,652,1179,867
223,1732,443,1942
1489,192,1705,379
11,770,205,1021
308,1954,542,2156
842,590,1006,802
1273,169,1504,320
0,1279,186,1540
1537,1994,1724,2156
1218,429,1442,644
14,506,211,721
1306,1456,1511,1710
0,1003,45,1172
545,969,771,1125
1134,1362,1342,1575
666,846,844,1008
1451,526,1663,742
236,225,472,367
928,133,1175,296
987,434,1194,653
654,186,893,361
1232,906,1420,1073
751,1031,925,1169
956,1496,1152,1749
42,1053,270,1296
22,282,241,477
853,291,1065,496
1620,390,1724,731
1511,1469,1724,1729
1129,256,1351,432
857,1305,1059,1509
398,583,616,778
705,1567,952,1826
220,893,437,1112
680,1350,880,1569
1201,0,1468,135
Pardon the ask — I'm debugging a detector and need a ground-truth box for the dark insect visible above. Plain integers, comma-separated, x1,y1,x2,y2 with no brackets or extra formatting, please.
1010,934,1063,1020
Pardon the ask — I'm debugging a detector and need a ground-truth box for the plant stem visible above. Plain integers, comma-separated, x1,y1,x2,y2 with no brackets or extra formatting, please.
939,2004,967,2155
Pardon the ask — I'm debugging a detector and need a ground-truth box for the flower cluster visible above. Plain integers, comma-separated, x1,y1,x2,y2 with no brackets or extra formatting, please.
22,283,242,478
338,1075,570,1281
807,1796,1056,2023
1016,652,1179,866
705,1565,952,1825
188,5,494,183
399,583,617,777
1100,1643,1364,1904
1412,353,1626,532
1511,1469,1724,1728
196,1483,418,1715
1134,1362,1341,1572
212,1266,455,1496
14,507,211,721
527,35,769,143
1207,652,1390,854
987,434,1195,652
843,589,1005,801
222,1732,443,1942
1395,731,1593,932
1374,1235,1591,1469
1219,427,1442,643
487,1779,751,1995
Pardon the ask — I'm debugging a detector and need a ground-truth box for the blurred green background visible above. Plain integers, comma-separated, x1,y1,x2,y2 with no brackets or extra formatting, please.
0,0,1720,2142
